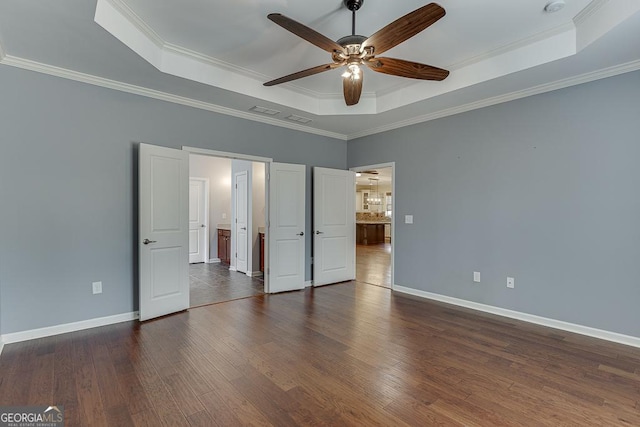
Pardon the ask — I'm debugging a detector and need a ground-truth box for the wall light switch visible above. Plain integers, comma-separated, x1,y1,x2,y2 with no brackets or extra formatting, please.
473,272,481,283
222,213,227,219
92,281,102,294
507,277,515,289
405,215,413,224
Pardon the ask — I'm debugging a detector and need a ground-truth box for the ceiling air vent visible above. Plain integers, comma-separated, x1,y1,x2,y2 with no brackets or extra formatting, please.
250,106,281,115
286,115,313,124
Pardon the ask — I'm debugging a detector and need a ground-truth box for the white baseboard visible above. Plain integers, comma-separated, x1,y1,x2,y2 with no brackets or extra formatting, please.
0,341,4,356
207,258,221,263
393,286,640,349
305,280,313,288
246,271,263,278
1,311,139,345
229,266,237,272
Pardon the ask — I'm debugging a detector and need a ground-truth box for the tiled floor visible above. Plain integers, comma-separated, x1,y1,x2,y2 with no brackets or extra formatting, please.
356,242,391,288
189,262,264,307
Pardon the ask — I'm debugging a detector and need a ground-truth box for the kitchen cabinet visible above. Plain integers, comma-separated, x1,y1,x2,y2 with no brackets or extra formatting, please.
356,223,386,245
356,191,372,212
217,228,231,265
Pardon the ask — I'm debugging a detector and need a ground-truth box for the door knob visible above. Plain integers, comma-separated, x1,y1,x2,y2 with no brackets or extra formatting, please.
201,224,205,228
297,232,304,236
241,227,247,230
316,231,324,234
143,239,157,245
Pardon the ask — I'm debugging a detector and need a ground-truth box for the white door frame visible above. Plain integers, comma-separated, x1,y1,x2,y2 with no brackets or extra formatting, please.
182,146,272,293
189,177,209,264
350,162,395,289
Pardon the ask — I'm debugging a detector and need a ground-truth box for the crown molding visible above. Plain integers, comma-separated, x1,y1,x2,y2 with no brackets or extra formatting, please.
574,0,610,27
448,22,576,71
346,59,640,140
0,55,347,140
105,0,164,48
2,52,638,142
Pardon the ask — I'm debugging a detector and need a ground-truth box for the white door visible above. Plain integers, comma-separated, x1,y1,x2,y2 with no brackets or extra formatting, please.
313,167,356,286
188,178,207,264
268,162,306,293
234,171,248,273
139,143,190,321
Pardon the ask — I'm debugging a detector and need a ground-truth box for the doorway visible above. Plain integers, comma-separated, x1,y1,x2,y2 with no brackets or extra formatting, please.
351,163,394,289
188,153,266,307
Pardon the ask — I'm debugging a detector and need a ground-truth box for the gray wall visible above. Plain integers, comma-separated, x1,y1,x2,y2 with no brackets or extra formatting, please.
0,65,346,334
348,70,640,337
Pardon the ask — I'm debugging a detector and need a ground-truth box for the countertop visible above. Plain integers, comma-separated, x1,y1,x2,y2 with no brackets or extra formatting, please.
356,221,391,225
217,223,231,230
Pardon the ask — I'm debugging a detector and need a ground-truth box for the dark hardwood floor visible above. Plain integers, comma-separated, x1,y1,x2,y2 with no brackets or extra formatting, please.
356,242,391,288
1,281,639,426
189,262,264,307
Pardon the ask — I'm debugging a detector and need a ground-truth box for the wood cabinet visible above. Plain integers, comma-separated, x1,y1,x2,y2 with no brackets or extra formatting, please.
259,232,265,273
217,228,231,265
356,223,386,245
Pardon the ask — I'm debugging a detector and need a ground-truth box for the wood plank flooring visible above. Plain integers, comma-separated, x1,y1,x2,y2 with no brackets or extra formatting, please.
356,243,391,288
189,262,264,307
1,281,639,426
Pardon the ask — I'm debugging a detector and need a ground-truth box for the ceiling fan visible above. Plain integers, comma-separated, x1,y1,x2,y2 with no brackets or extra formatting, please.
264,1,449,106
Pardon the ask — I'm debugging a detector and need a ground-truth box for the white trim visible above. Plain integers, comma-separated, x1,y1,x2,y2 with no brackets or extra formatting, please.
229,266,237,272
0,55,347,141
305,280,313,288
0,341,4,356
393,286,640,349
247,271,264,278
0,38,6,61
1,311,139,345
208,258,221,264
1,53,638,142
447,22,576,71
346,59,640,140
183,146,273,163
350,162,395,290
574,0,609,27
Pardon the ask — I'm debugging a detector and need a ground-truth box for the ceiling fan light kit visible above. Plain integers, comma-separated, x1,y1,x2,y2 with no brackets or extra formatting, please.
264,2,450,106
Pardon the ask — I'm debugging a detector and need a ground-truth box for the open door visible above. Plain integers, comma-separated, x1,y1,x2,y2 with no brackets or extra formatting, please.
139,143,190,321
234,171,248,273
313,167,356,286
188,178,207,264
268,162,306,293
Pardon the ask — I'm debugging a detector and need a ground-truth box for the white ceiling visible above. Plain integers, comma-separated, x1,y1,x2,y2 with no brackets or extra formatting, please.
1,0,639,140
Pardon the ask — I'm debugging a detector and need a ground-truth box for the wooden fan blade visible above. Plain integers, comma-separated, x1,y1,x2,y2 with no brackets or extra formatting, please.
362,3,445,55
365,57,449,80
343,74,363,106
268,13,346,55
264,62,344,86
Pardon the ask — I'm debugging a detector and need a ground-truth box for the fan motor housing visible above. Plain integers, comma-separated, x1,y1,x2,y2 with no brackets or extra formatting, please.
337,34,367,47
344,0,364,11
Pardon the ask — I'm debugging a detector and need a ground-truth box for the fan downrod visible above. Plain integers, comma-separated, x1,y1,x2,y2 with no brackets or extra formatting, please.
343,0,364,12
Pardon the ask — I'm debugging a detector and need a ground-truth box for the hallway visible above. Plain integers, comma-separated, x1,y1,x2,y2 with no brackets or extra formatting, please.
356,242,391,288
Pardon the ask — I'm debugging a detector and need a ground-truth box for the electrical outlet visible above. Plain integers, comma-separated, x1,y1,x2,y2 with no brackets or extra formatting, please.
507,277,515,289
405,215,413,224
92,281,102,294
222,213,227,219
473,272,481,283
